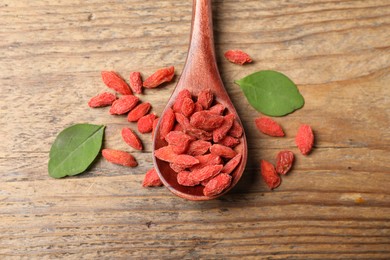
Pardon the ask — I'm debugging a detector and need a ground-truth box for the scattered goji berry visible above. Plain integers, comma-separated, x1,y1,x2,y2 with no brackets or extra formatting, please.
189,164,223,182
296,124,314,155
213,114,235,143
186,140,211,156
203,173,232,197
219,135,240,148
260,159,280,190
190,111,224,131
210,144,237,159
88,92,116,108
209,103,225,115
142,168,163,187
127,102,151,122
197,89,213,109
173,89,191,112
165,131,194,154
138,113,157,133
180,97,195,117
177,171,200,186
275,151,294,175
101,71,132,95
255,116,285,137
222,153,242,175
159,108,175,140
121,127,143,150
143,66,175,88
228,120,243,138
109,95,139,115
224,50,252,65
102,149,137,167
129,71,143,94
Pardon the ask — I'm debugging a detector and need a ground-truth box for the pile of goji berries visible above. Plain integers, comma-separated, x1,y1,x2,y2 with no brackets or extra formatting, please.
154,89,243,197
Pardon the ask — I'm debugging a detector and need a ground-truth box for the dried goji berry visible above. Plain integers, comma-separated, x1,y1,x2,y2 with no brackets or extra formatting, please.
197,89,213,109
129,71,143,94
143,66,175,88
224,50,252,65
155,145,177,162
191,154,222,171
186,140,211,156
138,113,157,133
260,159,280,190
210,144,237,159
190,111,224,131
209,103,225,115
171,154,199,168
255,116,285,137
165,131,194,154
121,127,143,150
219,135,240,148
177,171,200,186
101,71,132,95
109,95,139,115
228,120,243,138
296,124,314,155
222,153,242,175
127,102,151,122
193,102,204,113
189,164,223,182
159,108,175,140
102,149,137,167
203,173,232,197
180,97,195,117
170,163,187,173
213,114,235,143
142,168,163,187
88,92,116,108
275,150,294,175
173,89,191,113
175,113,212,141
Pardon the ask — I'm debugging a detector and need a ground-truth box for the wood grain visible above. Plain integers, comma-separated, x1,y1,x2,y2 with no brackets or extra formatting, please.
0,0,389,258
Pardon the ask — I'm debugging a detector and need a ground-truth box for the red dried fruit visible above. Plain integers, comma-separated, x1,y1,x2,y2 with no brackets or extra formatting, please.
190,111,224,131
101,71,132,95
127,102,151,122
228,120,243,138
191,154,222,171
129,71,143,94
165,131,194,154
222,153,242,175
142,168,163,187
213,114,235,143
121,127,143,150
203,173,232,197
143,66,175,88
224,50,252,65
260,159,280,190
209,103,225,115
275,151,294,175
175,113,212,141
173,89,191,112
102,149,137,167
180,97,195,117
159,108,175,140
189,164,223,182
193,102,204,113
197,89,213,109
155,146,177,162
219,135,240,147
186,140,211,156
138,113,157,133
255,116,285,137
177,171,200,186
210,144,237,159
296,124,314,155
88,92,116,108
109,95,139,115
170,163,187,173
171,155,199,167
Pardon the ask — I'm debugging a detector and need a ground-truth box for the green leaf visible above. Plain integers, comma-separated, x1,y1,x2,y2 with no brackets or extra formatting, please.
48,124,105,178
235,70,304,116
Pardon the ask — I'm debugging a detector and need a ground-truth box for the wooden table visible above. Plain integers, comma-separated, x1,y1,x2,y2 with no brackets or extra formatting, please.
1,0,389,258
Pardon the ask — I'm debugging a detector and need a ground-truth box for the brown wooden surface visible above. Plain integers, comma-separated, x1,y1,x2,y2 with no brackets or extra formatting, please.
1,0,389,258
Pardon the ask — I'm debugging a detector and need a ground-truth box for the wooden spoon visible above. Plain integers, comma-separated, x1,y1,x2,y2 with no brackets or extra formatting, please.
152,0,248,200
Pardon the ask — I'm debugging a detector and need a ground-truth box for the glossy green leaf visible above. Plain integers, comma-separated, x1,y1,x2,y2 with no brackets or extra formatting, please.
235,70,304,116
48,124,105,178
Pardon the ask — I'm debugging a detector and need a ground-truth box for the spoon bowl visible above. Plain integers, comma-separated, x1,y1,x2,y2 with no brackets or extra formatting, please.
152,0,247,200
